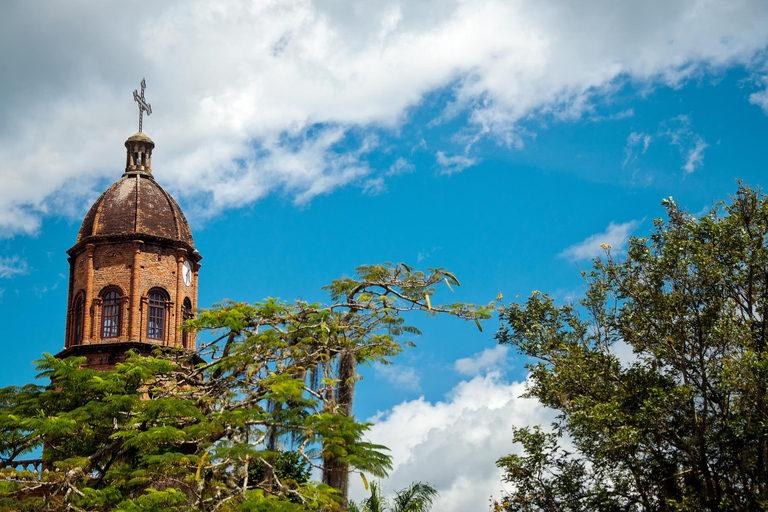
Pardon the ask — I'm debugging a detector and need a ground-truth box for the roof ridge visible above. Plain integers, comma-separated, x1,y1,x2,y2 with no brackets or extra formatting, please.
133,173,140,233
77,179,122,244
154,178,182,241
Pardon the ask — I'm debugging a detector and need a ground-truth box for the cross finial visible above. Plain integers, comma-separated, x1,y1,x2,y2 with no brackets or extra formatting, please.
132,78,152,133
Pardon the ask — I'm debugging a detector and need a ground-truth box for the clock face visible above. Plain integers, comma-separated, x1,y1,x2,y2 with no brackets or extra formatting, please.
182,261,192,287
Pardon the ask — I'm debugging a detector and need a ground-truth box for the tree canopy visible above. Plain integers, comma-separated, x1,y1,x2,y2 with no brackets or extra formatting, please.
495,184,768,511
0,263,490,511
349,481,438,512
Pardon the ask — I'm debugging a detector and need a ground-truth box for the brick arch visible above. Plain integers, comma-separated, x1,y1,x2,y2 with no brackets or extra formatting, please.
98,284,126,297
145,286,170,299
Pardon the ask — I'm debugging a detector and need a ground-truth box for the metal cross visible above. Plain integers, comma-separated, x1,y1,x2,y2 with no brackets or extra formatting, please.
133,78,152,132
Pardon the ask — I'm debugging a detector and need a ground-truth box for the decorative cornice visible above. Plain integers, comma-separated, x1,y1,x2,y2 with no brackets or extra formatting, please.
67,233,201,262
55,341,205,366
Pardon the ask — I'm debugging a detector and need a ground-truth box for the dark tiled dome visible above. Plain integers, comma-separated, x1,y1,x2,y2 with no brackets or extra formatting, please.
76,173,194,247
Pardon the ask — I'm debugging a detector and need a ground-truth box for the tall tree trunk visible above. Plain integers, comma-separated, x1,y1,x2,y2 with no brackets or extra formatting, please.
322,350,357,507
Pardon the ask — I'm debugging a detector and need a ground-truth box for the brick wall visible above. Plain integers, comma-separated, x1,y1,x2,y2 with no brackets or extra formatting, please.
65,238,199,358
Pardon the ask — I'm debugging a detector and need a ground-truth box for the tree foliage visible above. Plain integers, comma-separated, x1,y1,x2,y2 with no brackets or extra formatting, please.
247,449,311,501
0,263,490,511
496,184,768,511
349,481,438,512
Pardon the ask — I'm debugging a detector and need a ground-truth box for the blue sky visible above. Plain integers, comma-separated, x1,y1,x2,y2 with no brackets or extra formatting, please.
3,1,768,509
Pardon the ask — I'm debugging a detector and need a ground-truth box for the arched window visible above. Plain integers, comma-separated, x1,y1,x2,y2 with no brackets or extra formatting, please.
147,288,168,340
181,298,193,349
101,288,122,338
72,293,85,345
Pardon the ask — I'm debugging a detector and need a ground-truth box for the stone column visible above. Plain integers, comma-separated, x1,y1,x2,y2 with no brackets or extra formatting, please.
192,267,199,350
129,241,144,340
174,249,185,347
65,256,75,347
121,295,130,338
83,244,95,344
92,298,102,341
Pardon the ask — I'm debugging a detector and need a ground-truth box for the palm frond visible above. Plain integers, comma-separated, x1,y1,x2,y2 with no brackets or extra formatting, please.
391,482,438,512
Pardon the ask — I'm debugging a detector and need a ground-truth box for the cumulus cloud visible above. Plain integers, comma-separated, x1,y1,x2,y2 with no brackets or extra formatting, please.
454,345,509,376
350,371,556,511
3,0,768,233
560,219,643,261
0,256,29,278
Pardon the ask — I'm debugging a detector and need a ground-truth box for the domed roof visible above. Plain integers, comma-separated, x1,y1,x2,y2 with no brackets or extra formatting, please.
125,131,154,145
75,173,194,247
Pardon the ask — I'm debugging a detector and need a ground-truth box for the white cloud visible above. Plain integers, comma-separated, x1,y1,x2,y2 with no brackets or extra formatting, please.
552,286,585,303
623,131,652,167
560,219,642,261
588,108,635,123
386,157,415,176
2,1,768,233
749,76,768,113
454,345,509,376
416,246,441,263
612,340,639,368
351,371,556,511
435,151,478,175
375,364,421,391
624,115,709,176
32,285,49,299
186,127,374,216
362,177,386,196
0,256,29,278
682,137,708,173
660,115,709,174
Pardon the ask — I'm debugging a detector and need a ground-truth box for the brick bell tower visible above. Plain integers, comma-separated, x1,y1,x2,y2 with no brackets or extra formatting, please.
56,80,202,370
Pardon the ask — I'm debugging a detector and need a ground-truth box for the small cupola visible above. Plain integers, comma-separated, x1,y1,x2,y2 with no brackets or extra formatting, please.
124,132,155,175
125,77,154,175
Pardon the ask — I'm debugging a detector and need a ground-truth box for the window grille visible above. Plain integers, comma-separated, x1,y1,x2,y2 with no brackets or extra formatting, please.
147,290,167,340
73,294,84,344
101,289,121,338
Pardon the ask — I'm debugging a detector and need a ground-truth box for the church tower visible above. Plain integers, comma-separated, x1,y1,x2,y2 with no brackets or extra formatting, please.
56,80,202,370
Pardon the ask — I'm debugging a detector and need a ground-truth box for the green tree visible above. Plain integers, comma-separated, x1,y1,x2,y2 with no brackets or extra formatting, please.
495,184,768,511
248,449,311,503
0,263,490,511
349,481,438,512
